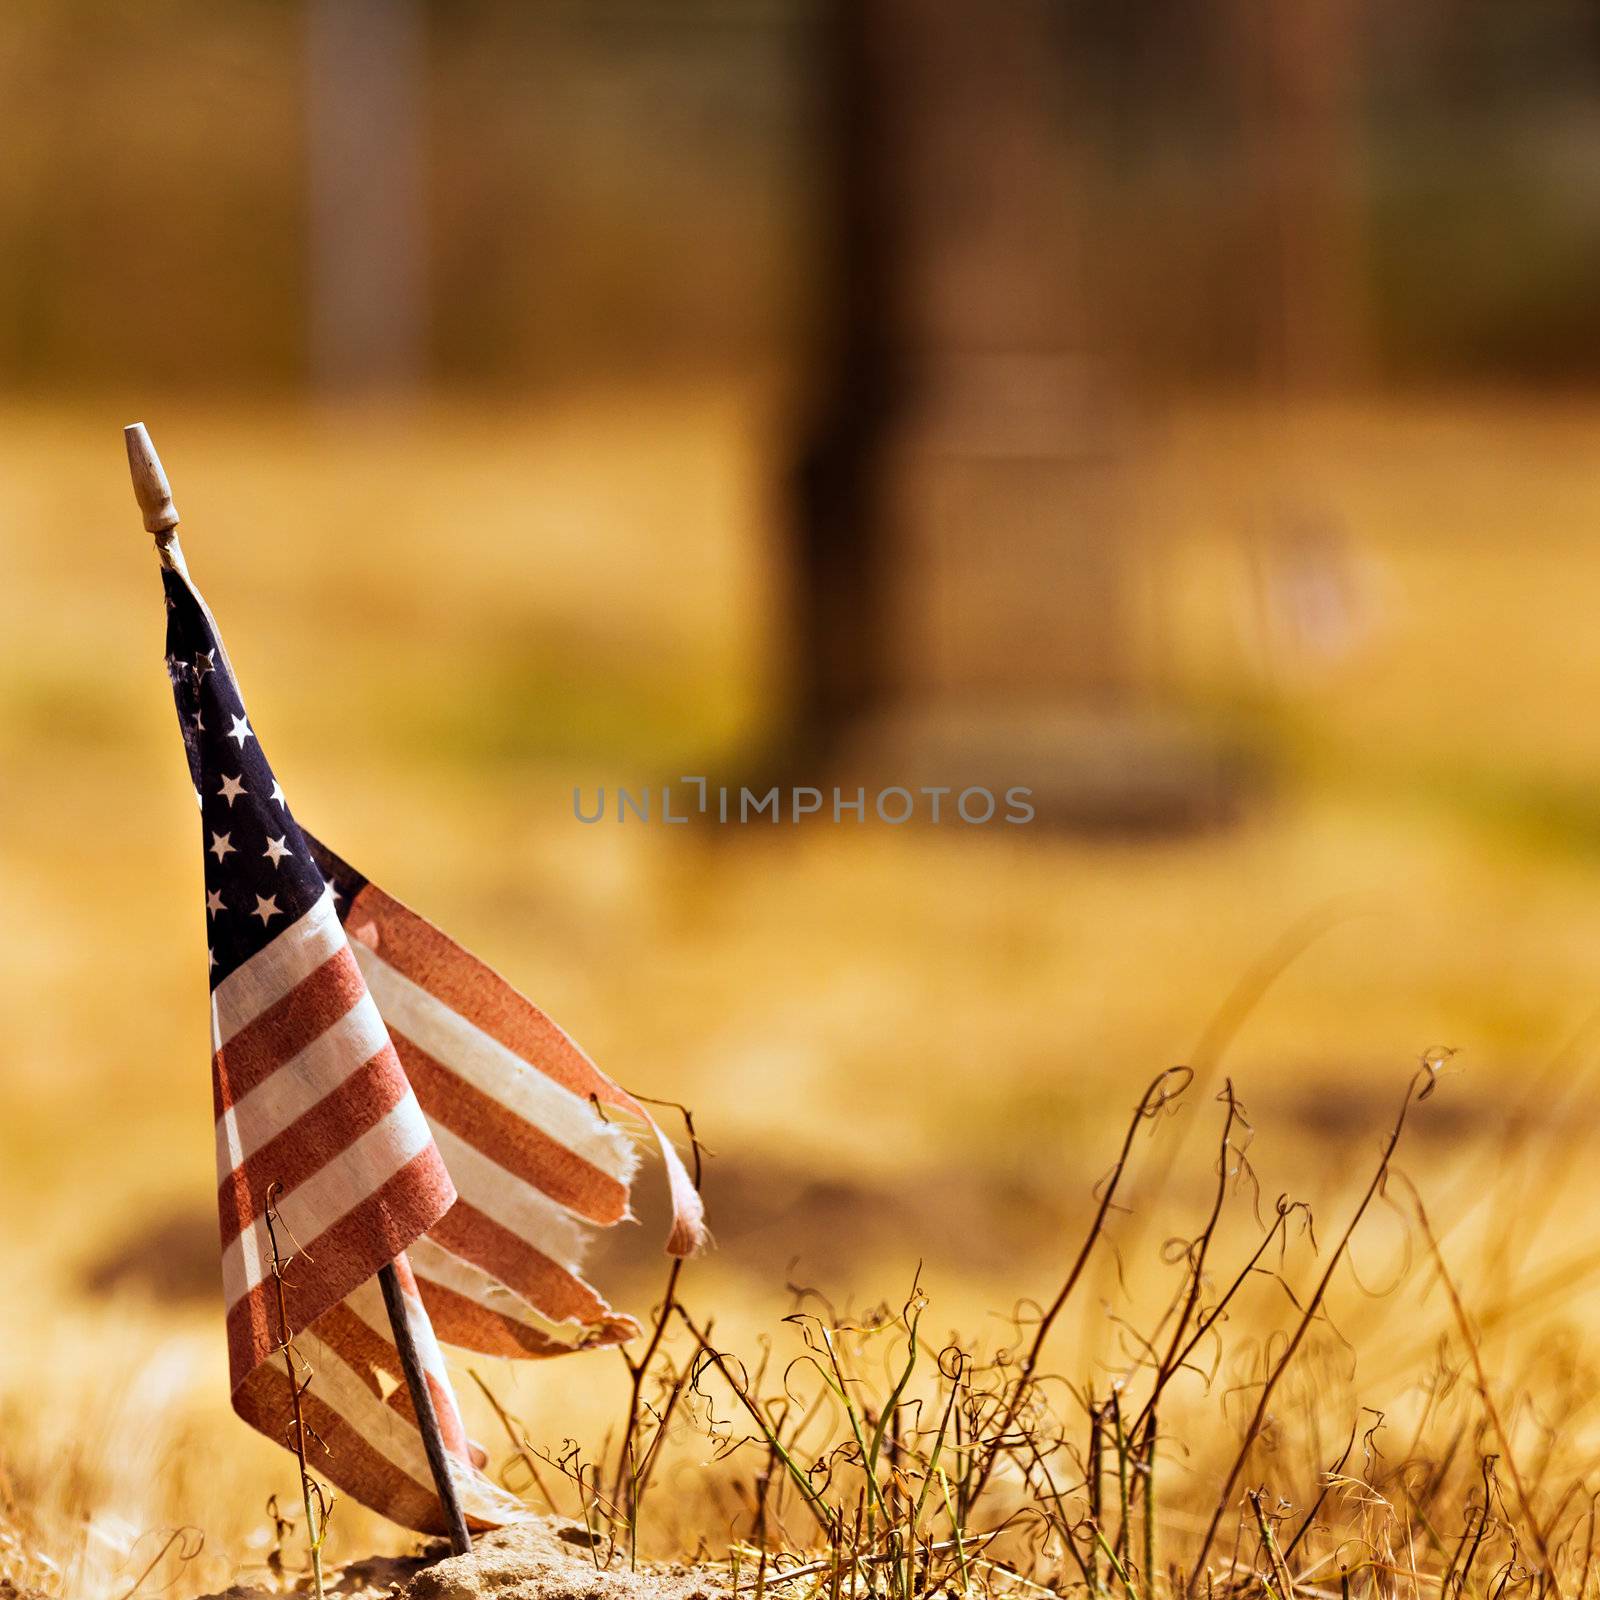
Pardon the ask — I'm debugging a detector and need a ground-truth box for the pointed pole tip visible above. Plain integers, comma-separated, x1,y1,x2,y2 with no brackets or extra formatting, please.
124,422,180,537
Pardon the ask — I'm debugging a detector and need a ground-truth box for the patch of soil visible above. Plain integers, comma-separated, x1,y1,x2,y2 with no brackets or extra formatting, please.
407,1521,730,1600
198,1520,731,1600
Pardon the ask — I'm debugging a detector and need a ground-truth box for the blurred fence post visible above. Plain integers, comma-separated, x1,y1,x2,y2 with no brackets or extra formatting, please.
789,0,1234,828
305,0,428,393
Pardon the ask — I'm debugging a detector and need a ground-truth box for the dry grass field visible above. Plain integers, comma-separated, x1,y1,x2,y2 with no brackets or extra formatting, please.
7,390,1600,1597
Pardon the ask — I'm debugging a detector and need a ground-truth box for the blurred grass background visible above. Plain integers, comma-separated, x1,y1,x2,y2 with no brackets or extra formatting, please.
8,2,1600,1594
11,395,1600,1589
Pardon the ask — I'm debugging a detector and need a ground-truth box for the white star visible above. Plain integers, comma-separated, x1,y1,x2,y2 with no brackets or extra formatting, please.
208,831,235,862
191,709,204,732
205,889,226,918
269,779,287,808
218,774,247,805
194,650,215,679
227,714,254,748
207,946,217,971
251,894,281,926
263,835,292,867
194,788,203,812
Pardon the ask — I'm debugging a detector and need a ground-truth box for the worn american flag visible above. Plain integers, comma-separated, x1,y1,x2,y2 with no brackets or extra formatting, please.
160,564,705,1531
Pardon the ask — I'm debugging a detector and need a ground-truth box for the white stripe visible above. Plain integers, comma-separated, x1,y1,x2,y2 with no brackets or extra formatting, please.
428,1123,586,1266
292,1327,439,1497
408,1236,594,1344
342,1277,400,1350
453,1455,529,1524
299,1316,526,1524
213,888,342,1046
215,993,389,1175
352,944,633,1184
398,1275,455,1402
343,1275,457,1399
221,1090,438,1309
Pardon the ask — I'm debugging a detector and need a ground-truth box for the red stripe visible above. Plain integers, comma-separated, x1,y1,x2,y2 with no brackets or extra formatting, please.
349,885,646,1118
213,947,368,1114
393,1032,627,1224
313,1300,395,1399
420,1366,469,1460
428,1201,609,1325
216,1049,410,1246
314,1299,472,1462
348,879,708,1261
383,1256,478,1461
381,1256,475,1463
412,1276,593,1358
233,1361,443,1534
225,1146,456,1388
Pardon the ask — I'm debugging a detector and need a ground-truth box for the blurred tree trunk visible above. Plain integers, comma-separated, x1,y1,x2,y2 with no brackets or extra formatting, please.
1232,0,1368,395
790,0,1232,827
305,0,428,393
795,0,1116,738
1223,0,1375,686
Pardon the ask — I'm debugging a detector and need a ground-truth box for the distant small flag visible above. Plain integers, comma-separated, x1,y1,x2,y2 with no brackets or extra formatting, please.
159,565,705,1532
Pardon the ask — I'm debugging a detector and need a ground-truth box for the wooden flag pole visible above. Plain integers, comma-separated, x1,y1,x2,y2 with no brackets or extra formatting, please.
124,423,189,579
123,422,474,1558
377,1262,474,1555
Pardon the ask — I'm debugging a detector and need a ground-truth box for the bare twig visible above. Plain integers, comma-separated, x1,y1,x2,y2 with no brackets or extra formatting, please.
264,1181,332,1600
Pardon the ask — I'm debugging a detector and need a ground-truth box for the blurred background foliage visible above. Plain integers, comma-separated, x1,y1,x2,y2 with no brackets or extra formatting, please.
3,0,1600,393
9,3,1600,1590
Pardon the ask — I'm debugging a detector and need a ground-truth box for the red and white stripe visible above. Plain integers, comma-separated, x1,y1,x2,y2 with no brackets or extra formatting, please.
342,880,706,1357
209,871,706,1533
235,1257,524,1535
211,887,519,1532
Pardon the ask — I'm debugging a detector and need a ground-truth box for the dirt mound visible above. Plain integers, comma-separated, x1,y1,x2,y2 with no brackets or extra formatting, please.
199,1520,731,1600
405,1522,729,1600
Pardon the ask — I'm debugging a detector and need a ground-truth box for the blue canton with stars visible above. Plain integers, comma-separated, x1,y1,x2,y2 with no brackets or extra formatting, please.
162,568,334,987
